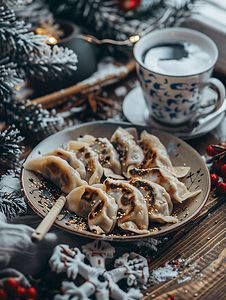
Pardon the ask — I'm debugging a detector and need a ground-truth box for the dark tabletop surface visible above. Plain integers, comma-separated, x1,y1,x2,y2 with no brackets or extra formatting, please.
2,64,226,300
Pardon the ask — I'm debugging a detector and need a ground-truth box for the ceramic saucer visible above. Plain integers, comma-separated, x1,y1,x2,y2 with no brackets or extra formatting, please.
122,86,225,140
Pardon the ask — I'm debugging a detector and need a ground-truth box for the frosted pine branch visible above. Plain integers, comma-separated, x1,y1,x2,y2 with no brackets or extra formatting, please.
49,0,199,55
1,97,64,140
0,125,24,169
15,0,53,28
0,0,26,9
18,45,77,81
0,2,77,140
0,191,27,218
0,59,23,100
0,5,49,61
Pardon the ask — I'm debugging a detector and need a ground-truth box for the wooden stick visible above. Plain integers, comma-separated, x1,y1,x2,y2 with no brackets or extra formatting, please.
27,59,136,109
31,195,66,243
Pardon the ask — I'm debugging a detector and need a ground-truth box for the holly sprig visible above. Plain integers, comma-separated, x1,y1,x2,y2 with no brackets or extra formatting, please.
206,143,226,194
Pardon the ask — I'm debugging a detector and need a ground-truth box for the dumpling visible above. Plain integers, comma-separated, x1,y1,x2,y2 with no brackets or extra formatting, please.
129,178,177,224
23,155,87,194
65,141,103,185
43,148,86,179
66,185,118,234
103,178,149,234
129,167,202,203
77,135,122,178
138,130,190,178
110,127,144,178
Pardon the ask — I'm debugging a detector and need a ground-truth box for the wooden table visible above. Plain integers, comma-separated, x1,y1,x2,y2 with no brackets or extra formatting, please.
5,68,226,300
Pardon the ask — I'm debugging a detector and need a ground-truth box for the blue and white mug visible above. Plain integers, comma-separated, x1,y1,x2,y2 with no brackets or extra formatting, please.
133,27,225,125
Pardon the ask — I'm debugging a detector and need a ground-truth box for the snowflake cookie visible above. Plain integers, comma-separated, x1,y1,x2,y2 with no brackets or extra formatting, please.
49,240,149,300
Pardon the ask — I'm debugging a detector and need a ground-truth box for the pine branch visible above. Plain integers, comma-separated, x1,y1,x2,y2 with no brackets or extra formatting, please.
0,167,27,218
0,58,23,100
15,0,53,28
165,0,200,27
0,4,77,77
18,45,78,81
0,5,51,63
46,0,200,55
0,0,27,9
1,98,64,140
0,58,65,140
0,2,79,139
0,191,27,218
0,5,34,59
0,125,24,169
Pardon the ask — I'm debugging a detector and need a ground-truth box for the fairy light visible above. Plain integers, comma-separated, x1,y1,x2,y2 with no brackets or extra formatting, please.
36,27,44,35
36,28,58,45
48,36,58,45
129,35,140,44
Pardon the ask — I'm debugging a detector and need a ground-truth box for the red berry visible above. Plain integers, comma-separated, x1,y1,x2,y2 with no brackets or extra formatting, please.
210,173,219,186
4,278,19,293
161,263,166,267
215,160,224,171
174,260,178,265
171,296,175,300
206,145,217,156
26,287,37,299
14,286,26,298
216,182,226,194
0,289,8,300
119,0,141,10
167,298,171,300
221,164,226,176
173,267,176,271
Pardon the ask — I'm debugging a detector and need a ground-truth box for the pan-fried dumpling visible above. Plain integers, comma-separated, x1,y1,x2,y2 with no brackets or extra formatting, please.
138,130,190,178
110,127,144,178
103,178,149,234
129,168,202,203
43,148,86,179
23,155,86,194
77,135,122,177
129,178,177,224
65,141,103,185
66,185,118,234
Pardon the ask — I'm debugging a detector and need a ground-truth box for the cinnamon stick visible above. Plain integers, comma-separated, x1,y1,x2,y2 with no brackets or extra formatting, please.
27,59,136,109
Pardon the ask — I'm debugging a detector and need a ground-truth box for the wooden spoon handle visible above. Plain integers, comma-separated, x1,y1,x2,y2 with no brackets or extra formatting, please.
31,195,66,243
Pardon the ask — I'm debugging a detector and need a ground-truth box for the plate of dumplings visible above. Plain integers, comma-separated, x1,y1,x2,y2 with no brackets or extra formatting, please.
21,121,210,241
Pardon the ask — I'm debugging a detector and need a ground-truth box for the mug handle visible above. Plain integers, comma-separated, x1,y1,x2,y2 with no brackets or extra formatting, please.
192,77,225,123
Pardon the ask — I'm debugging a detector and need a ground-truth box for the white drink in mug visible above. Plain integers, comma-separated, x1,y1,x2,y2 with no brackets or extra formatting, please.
133,27,225,125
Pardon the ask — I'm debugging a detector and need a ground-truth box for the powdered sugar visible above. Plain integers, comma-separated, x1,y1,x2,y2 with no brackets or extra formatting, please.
150,261,178,283
149,257,202,286
114,86,127,97
177,276,192,283
81,58,128,86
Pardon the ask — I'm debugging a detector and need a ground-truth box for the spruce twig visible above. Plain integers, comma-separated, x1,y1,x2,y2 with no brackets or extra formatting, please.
47,0,200,55
0,191,27,218
0,2,78,140
0,125,24,169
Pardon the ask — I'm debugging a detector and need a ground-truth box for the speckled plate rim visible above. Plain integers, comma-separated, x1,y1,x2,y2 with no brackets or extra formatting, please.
20,120,211,241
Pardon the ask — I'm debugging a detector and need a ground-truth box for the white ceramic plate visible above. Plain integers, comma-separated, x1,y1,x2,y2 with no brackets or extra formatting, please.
20,121,210,241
